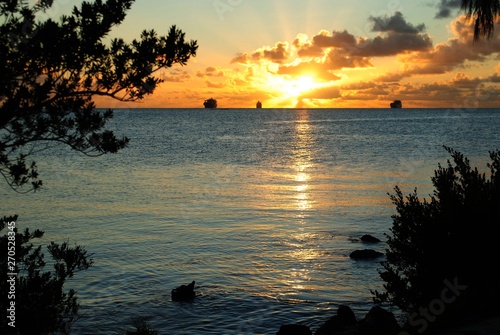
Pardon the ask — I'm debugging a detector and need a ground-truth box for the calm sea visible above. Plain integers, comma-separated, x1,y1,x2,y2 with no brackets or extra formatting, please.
2,108,500,334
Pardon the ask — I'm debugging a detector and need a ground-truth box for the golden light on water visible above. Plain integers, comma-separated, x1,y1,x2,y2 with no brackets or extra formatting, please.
296,183,308,192
292,111,314,215
295,172,309,183
271,110,321,296
295,193,310,212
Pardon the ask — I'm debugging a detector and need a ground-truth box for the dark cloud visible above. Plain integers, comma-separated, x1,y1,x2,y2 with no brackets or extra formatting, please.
435,0,462,19
369,11,426,33
356,32,433,57
294,30,357,57
312,30,357,48
293,13,431,60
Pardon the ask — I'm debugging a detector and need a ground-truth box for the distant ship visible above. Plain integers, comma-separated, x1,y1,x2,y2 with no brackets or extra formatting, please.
390,100,402,108
204,98,217,108
256,101,262,108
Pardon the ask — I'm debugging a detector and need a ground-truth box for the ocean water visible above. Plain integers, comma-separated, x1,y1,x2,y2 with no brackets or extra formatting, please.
2,108,500,334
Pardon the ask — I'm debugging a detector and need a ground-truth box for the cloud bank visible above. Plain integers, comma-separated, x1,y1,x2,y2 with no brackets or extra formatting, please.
218,11,500,107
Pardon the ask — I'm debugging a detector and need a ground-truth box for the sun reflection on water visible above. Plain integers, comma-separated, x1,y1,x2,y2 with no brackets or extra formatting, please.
276,110,322,297
292,111,314,215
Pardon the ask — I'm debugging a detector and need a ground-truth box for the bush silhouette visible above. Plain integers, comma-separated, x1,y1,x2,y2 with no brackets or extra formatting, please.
0,215,92,334
374,146,500,331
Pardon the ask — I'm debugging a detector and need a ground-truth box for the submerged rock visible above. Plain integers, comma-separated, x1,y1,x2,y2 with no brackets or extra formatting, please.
360,234,381,243
349,249,384,260
359,306,401,334
171,281,195,301
276,324,312,335
315,305,357,335
315,305,400,335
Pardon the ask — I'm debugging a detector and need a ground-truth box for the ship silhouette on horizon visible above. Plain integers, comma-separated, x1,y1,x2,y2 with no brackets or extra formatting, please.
204,98,217,108
390,100,402,108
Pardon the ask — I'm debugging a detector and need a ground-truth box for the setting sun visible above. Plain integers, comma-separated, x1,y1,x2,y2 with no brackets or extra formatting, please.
264,74,322,99
288,75,316,96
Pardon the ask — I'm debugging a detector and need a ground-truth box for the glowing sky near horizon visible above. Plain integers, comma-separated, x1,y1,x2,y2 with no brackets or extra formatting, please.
53,0,500,108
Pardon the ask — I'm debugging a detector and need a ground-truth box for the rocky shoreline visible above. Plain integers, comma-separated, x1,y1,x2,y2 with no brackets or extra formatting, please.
277,304,401,335
275,305,500,335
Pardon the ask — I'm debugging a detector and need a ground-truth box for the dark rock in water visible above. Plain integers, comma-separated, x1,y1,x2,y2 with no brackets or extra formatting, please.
359,306,401,335
315,305,357,335
315,305,400,335
171,281,195,301
276,324,312,335
349,249,384,260
360,234,381,243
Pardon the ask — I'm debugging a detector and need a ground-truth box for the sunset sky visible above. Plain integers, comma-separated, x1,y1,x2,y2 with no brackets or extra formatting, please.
57,0,500,108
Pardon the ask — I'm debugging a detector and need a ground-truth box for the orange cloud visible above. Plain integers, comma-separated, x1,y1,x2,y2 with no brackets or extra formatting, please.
197,66,225,77
160,69,191,82
395,15,500,78
231,41,290,64
205,80,225,88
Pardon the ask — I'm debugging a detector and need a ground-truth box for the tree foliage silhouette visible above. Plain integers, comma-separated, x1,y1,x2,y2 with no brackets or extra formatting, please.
374,147,500,330
0,0,198,192
462,0,500,40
